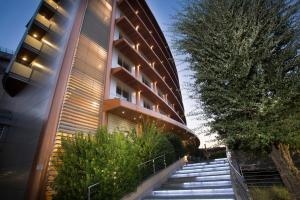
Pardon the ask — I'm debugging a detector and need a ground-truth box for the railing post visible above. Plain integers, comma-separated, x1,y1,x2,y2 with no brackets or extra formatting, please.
152,159,155,174
164,154,166,168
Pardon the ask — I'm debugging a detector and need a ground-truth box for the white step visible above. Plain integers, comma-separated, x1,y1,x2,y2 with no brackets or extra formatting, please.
185,160,227,167
183,163,229,170
144,198,234,200
152,188,234,196
164,180,232,189
195,174,231,181
171,170,230,178
177,166,230,174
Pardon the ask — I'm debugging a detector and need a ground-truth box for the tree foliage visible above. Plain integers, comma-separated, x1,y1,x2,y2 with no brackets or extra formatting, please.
173,0,300,154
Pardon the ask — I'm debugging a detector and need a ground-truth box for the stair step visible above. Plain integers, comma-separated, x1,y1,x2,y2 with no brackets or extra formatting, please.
143,159,235,200
162,180,232,189
143,196,235,200
186,160,227,167
152,188,234,196
177,166,230,174
169,175,232,182
171,170,230,178
183,163,229,170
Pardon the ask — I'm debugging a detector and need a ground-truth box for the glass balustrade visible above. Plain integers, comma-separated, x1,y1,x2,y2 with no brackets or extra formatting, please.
35,14,51,28
44,0,68,17
24,35,42,51
10,62,33,79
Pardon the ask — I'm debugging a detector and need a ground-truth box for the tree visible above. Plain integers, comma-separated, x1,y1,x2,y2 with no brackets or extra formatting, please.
173,0,300,198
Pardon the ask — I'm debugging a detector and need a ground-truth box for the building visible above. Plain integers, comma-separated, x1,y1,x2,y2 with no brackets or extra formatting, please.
0,0,200,199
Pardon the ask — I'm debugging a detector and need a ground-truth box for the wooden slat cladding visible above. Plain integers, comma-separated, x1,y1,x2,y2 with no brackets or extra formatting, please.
107,113,137,133
45,0,112,198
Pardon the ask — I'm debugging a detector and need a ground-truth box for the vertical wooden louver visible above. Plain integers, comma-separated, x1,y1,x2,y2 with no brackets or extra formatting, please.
45,0,112,198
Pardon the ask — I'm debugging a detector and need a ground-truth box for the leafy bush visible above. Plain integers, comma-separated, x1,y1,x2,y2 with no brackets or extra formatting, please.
53,128,141,200
166,133,185,159
53,124,176,200
250,186,292,200
133,123,176,179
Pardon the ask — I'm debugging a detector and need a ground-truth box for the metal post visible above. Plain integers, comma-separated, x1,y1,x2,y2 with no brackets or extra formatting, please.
164,154,167,168
87,182,100,200
152,159,155,174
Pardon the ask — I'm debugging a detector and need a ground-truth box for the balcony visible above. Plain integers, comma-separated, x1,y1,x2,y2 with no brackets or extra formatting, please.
2,62,33,96
103,98,198,144
111,66,184,124
118,0,180,87
34,13,60,33
114,38,185,115
44,0,68,17
10,61,33,79
116,16,183,108
116,15,180,96
24,35,43,51
35,14,51,29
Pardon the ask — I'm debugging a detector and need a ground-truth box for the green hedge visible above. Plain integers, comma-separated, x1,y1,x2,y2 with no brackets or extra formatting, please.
52,124,178,200
250,186,292,200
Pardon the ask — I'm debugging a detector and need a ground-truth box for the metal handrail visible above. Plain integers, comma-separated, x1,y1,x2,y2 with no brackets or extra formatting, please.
0,46,14,54
226,148,252,200
87,182,100,200
137,151,174,175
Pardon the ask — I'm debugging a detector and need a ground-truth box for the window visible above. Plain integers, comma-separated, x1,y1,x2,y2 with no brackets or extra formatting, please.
119,31,124,39
143,101,152,110
157,89,163,98
118,56,131,72
116,86,131,102
142,76,151,88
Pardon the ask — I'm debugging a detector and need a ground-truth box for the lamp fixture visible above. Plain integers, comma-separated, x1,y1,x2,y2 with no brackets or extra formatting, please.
33,33,38,38
122,111,125,114
22,56,28,61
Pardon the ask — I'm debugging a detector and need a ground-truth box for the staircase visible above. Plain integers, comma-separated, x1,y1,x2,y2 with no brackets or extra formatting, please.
240,167,283,187
143,158,235,200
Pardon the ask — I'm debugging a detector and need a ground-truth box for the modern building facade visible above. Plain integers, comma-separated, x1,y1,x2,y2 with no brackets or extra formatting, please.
0,0,200,199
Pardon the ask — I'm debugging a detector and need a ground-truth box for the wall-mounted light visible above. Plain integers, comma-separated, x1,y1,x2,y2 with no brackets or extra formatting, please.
150,45,154,50
22,56,28,61
135,25,140,31
135,10,139,14
122,111,125,114
133,117,136,120
33,33,38,38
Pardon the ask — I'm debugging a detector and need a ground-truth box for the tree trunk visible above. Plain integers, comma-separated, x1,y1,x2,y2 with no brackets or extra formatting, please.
270,143,300,200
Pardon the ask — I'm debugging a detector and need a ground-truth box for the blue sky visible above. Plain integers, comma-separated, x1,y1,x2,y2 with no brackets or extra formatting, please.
0,0,211,146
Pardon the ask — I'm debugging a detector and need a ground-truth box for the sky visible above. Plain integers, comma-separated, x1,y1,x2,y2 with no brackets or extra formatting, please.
0,0,217,148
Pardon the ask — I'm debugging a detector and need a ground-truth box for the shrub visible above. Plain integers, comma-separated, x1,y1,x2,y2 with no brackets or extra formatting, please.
133,123,176,179
250,186,292,200
166,133,185,159
53,124,176,199
53,128,141,200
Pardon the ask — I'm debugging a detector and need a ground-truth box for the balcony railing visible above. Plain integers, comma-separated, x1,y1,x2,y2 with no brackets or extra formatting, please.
111,67,184,124
24,35,43,51
44,0,68,17
10,61,33,79
35,14,60,33
114,38,185,116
